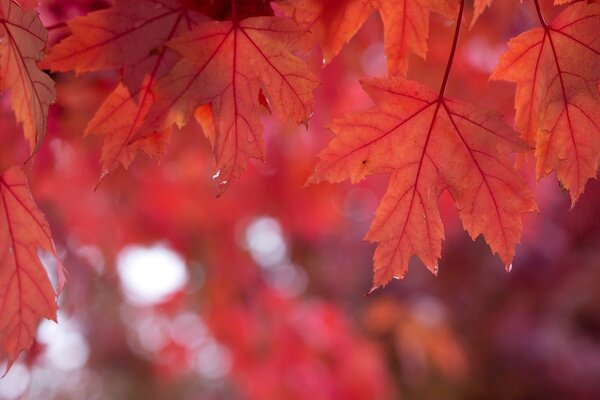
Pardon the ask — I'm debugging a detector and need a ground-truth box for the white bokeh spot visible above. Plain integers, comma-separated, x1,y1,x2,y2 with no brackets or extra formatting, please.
245,217,287,267
117,243,188,305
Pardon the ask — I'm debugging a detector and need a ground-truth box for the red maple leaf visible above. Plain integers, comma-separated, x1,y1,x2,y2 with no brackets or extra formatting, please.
281,0,458,75
0,167,64,369
43,1,317,187
492,1,600,202
42,0,204,176
0,0,55,153
143,13,319,190
310,1,536,289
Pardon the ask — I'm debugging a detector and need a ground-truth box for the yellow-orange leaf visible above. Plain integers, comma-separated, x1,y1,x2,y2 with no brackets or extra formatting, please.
310,78,536,289
0,0,55,152
492,2,600,202
144,16,319,189
0,167,64,368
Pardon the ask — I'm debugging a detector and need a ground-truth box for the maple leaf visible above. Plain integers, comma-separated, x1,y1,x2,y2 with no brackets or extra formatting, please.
283,0,458,75
471,0,583,27
0,167,64,369
492,1,600,202
143,15,319,190
85,82,172,176
42,0,203,175
0,0,55,153
310,77,536,289
41,0,202,92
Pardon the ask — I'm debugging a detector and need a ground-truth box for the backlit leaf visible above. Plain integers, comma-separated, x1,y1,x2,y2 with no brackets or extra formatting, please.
310,77,536,289
492,2,600,202
284,0,458,75
0,167,64,368
0,0,55,152
143,15,319,190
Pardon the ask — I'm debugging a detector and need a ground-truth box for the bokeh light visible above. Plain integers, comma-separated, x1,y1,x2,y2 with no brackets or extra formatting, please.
117,244,188,305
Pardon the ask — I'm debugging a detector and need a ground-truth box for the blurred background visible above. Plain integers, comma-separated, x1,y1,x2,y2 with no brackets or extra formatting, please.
1,0,600,399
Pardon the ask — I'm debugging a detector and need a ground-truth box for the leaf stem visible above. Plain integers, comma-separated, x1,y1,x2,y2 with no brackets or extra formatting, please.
533,0,548,29
438,0,465,97
231,0,237,24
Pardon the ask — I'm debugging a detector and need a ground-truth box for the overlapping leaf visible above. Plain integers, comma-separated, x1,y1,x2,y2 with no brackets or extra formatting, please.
492,2,600,202
42,1,317,185
85,81,173,176
0,167,64,368
0,0,55,153
470,1,576,28
310,77,536,289
283,0,458,75
42,0,204,175
42,0,199,91
143,16,319,189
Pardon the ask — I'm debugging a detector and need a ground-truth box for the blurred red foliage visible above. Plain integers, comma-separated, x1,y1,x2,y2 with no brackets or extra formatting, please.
1,1,600,400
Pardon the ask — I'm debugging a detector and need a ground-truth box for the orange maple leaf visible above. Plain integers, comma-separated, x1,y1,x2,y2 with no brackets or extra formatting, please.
282,0,458,75
0,0,55,153
311,77,536,289
42,0,204,176
492,1,600,203
0,167,64,369
143,15,319,189
309,1,537,289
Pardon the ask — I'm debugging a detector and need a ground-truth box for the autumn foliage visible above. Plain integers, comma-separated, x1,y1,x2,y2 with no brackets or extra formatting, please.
1,0,600,398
